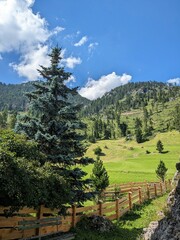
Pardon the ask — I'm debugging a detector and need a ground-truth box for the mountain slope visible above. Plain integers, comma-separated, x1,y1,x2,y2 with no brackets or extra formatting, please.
0,81,90,111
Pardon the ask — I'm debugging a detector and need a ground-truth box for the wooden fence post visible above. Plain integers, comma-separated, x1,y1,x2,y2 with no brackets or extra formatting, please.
99,201,103,216
154,183,157,197
128,192,132,210
36,205,43,237
138,187,142,204
160,182,163,195
116,198,120,219
72,204,76,228
147,184,150,200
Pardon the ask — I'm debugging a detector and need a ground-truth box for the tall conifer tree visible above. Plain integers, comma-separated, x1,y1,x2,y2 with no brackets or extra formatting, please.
15,47,94,205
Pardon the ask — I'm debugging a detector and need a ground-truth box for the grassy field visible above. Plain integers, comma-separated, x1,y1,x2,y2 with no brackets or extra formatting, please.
84,131,180,183
74,193,168,240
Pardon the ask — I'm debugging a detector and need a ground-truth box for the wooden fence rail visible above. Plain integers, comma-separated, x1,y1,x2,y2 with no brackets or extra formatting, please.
0,180,171,240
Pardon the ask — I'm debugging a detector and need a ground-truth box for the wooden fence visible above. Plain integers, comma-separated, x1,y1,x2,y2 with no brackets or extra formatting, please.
0,180,171,240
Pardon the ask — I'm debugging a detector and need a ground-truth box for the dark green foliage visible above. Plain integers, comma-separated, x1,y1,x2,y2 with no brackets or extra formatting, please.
0,130,69,214
0,81,90,111
134,118,143,143
15,47,94,206
91,156,109,198
93,146,102,156
173,104,180,131
156,140,164,153
119,122,128,137
0,109,8,129
155,160,168,182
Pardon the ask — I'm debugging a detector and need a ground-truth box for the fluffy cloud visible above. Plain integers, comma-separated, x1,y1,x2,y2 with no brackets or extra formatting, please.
0,0,50,52
74,36,88,47
10,45,50,81
167,78,180,85
62,56,82,69
0,0,64,80
78,72,132,100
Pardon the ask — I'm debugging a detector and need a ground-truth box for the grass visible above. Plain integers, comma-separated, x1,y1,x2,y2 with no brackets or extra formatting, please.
84,131,180,183
74,193,168,240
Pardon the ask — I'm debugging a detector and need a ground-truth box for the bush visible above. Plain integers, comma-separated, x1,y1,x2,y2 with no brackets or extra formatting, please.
0,130,69,215
93,146,102,156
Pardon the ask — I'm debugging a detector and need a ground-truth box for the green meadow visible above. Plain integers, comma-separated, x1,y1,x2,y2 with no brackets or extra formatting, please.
84,131,180,183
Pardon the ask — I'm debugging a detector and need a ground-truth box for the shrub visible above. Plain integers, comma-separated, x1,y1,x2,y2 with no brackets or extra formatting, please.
93,146,102,156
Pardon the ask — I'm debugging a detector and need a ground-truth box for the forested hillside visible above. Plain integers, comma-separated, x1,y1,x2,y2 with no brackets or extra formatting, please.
0,81,179,142
81,81,180,116
81,82,180,142
0,81,90,111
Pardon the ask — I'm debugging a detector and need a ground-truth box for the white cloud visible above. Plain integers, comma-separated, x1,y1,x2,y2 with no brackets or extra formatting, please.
0,0,50,52
74,36,88,47
0,0,64,80
62,56,82,69
88,42,99,53
167,78,180,85
78,72,132,100
10,45,50,81
0,54,3,60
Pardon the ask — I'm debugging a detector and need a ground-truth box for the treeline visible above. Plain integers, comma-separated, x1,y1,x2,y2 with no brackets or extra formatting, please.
81,81,180,116
0,81,90,111
80,81,180,143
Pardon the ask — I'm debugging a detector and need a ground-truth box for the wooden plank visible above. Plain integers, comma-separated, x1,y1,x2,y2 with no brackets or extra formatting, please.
106,214,116,221
102,206,115,214
40,225,59,235
76,205,98,213
86,210,99,216
0,216,36,228
102,202,115,208
119,200,129,207
0,228,36,240
119,207,129,216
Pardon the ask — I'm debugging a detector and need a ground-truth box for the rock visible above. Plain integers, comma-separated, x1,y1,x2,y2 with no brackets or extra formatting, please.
142,165,180,240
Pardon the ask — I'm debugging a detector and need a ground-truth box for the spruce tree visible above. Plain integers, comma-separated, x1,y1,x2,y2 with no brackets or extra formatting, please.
15,47,94,205
91,156,109,200
156,140,164,153
156,160,168,182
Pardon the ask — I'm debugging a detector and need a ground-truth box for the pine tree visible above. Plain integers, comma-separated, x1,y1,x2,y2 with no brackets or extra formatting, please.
134,118,143,143
156,140,164,153
15,47,94,205
91,156,109,200
156,160,168,182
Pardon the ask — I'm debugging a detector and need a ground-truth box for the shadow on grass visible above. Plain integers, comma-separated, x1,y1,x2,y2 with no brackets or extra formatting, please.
161,150,169,154
74,227,143,240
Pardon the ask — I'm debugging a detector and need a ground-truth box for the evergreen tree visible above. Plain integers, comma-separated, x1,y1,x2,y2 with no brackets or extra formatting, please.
91,155,109,200
156,140,164,153
134,118,143,143
156,160,168,182
119,122,128,137
15,47,94,205
173,104,180,131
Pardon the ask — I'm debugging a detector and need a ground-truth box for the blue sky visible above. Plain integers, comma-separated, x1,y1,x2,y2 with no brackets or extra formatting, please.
0,0,180,99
